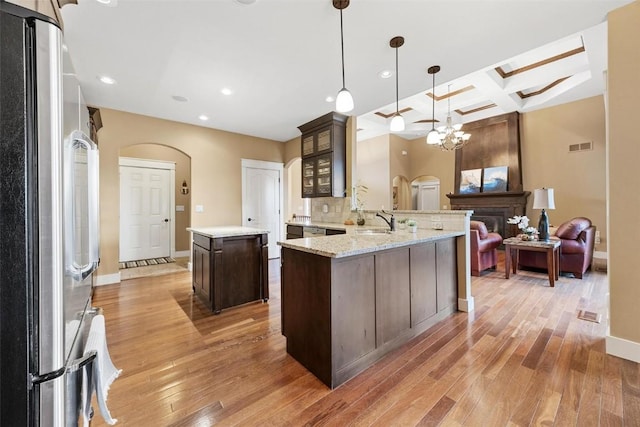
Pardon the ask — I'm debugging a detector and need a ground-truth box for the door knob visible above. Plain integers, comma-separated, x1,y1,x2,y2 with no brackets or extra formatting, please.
248,218,253,222
164,218,169,222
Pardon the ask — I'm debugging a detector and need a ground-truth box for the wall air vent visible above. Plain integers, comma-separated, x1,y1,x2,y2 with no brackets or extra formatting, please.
569,141,592,153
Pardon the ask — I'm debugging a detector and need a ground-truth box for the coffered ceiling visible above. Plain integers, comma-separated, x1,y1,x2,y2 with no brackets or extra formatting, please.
59,0,631,143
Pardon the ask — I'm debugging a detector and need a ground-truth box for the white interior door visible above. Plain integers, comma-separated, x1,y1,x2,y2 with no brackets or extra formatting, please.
242,160,282,259
119,160,173,262
419,184,440,210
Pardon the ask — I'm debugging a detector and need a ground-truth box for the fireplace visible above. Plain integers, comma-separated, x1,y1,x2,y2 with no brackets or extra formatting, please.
447,192,530,239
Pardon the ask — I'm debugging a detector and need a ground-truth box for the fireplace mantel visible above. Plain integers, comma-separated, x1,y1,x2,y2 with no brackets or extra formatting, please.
448,191,530,239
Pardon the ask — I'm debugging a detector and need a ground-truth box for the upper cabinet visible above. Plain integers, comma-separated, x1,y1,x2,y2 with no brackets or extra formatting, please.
298,111,348,198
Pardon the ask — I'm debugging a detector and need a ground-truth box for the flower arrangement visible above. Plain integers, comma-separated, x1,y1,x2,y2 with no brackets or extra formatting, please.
406,219,418,233
507,215,538,240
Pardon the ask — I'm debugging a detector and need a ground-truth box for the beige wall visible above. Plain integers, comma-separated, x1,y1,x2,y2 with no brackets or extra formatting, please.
97,108,284,279
119,144,192,252
608,0,640,352
357,134,391,210
408,138,456,210
521,96,607,251
389,134,412,184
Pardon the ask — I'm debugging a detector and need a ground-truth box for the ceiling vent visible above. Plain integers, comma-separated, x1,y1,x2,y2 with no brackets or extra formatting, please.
569,141,592,153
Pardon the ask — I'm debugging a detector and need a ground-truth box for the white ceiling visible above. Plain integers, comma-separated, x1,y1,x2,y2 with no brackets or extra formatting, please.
60,0,632,143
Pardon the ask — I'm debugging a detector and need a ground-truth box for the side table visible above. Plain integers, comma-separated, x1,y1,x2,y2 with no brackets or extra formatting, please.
503,237,561,287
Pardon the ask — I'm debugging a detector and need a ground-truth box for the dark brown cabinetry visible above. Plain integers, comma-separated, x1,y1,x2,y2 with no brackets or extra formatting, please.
298,112,348,198
192,232,268,314
286,225,303,239
281,238,457,388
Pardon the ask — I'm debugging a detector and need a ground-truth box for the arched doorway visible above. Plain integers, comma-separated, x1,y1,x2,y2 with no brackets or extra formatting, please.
118,143,191,278
411,175,440,210
392,175,411,210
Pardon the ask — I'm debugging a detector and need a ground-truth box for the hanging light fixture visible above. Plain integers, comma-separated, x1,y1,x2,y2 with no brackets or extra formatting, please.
389,36,405,132
333,0,354,113
426,66,471,150
426,65,441,145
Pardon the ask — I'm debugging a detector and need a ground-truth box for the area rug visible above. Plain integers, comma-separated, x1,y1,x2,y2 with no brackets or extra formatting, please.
119,257,175,270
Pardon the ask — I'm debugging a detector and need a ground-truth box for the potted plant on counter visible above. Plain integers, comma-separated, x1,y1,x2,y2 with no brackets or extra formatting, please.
406,219,418,233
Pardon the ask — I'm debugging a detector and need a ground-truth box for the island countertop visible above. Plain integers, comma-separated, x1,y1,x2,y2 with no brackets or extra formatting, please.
187,226,269,238
278,229,465,258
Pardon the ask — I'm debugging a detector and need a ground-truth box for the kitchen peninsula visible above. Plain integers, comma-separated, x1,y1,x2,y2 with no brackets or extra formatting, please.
188,226,268,314
278,225,471,388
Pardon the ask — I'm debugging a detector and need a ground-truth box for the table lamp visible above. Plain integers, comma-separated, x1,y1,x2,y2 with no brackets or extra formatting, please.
533,188,555,241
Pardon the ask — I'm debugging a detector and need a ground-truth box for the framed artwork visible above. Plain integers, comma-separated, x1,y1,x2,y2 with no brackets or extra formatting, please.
459,169,482,194
482,166,508,192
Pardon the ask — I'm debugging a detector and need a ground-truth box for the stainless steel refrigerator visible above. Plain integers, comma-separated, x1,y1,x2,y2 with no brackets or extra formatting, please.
1,2,100,425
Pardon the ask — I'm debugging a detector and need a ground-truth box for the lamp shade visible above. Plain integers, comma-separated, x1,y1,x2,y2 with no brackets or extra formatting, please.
390,114,405,131
336,88,354,113
533,188,555,210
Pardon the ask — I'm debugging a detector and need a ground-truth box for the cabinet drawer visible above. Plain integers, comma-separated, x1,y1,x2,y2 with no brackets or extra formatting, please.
193,233,211,250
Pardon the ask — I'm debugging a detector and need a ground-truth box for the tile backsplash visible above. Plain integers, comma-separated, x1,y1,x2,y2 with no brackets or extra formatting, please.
308,198,471,231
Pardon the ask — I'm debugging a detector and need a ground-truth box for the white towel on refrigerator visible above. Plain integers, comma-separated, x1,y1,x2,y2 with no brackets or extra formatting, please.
82,314,122,426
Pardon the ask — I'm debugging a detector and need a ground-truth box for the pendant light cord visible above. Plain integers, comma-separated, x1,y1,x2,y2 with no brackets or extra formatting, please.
340,9,346,88
395,46,399,113
431,72,436,131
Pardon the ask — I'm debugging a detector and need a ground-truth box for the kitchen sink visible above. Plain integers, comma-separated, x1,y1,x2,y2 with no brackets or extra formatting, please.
355,229,391,235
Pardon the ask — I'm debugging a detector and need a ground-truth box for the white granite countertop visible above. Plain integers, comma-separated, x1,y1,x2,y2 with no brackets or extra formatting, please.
278,229,464,258
187,226,269,238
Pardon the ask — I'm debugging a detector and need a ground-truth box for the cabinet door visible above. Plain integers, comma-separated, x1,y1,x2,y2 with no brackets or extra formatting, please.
410,243,437,326
193,244,211,304
316,129,332,153
302,159,315,197
375,248,411,346
436,238,457,312
302,134,314,157
315,154,332,196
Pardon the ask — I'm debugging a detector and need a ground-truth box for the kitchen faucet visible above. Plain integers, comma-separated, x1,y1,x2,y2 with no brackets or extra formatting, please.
376,211,396,231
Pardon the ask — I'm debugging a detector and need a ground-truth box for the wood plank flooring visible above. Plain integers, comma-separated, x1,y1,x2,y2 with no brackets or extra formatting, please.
90,256,640,426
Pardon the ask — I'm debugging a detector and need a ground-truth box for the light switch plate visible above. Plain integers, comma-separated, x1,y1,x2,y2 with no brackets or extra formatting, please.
195,205,204,213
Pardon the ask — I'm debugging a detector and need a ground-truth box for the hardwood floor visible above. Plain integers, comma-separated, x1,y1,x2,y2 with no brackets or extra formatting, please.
90,255,640,426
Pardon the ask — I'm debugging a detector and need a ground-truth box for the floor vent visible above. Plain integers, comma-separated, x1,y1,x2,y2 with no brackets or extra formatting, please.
577,310,602,323
569,141,593,152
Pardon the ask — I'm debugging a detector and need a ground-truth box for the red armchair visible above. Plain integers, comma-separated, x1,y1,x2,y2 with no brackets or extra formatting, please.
518,217,596,279
470,220,503,276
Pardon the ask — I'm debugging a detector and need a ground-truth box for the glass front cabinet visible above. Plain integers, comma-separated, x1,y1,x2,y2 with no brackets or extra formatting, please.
298,111,348,198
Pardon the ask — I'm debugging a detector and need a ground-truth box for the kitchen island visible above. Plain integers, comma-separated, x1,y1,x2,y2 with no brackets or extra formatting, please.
278,228,469,388
188,226,268,314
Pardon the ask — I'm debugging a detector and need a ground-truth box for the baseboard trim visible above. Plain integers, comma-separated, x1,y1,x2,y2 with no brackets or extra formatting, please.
95,272,121,286
606,334,640,363
173,250,190,258
458,296,474,313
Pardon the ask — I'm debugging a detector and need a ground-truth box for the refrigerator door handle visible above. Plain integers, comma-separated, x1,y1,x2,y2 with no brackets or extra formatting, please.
64,130,100,281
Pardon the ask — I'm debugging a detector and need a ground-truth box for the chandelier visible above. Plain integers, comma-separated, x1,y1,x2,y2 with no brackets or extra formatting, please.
426,66,471,150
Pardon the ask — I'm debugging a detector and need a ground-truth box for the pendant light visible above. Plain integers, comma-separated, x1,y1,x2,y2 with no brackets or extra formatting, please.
426,65,471,150
426,65,441,145
333,0,354,113
389,36,405,132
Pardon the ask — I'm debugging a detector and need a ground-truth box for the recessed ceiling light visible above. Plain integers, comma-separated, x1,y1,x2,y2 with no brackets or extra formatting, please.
379,70,393,79
198,115,209,121
96,0,111,3
221,88,233,96
325,96,335,103
234,0,257,5
172,95,188,102
98,75,116,85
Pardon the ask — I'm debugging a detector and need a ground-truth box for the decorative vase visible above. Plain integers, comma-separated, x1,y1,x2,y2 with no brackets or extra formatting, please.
408,225,417,233
356,210,365,226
